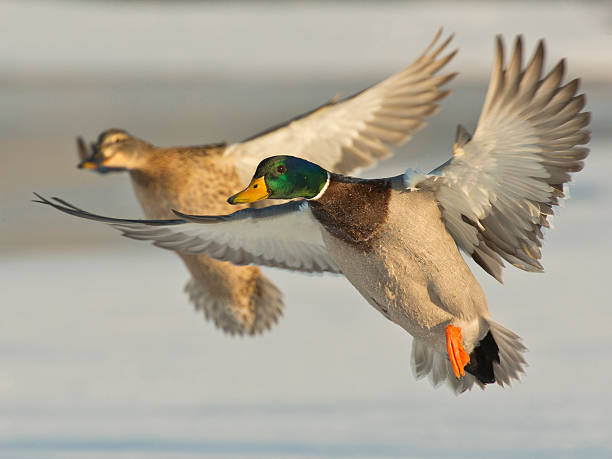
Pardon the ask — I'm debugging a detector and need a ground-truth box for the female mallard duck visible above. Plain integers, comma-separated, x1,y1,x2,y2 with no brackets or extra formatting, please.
37,36,590,392
73,30,456,336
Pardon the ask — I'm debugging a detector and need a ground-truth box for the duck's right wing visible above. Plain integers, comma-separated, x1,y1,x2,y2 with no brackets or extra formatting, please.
413,37,590,283
34,194,340,274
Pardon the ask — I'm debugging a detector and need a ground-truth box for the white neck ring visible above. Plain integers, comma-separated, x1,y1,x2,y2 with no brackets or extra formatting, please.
309,172,330,201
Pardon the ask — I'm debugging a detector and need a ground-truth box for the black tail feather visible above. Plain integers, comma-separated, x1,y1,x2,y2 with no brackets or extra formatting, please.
465,331,500,385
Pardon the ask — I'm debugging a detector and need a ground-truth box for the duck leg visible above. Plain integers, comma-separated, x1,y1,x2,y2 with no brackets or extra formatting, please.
446,325,471,378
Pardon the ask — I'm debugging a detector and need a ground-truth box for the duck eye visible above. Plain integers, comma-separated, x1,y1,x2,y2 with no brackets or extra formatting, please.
276,165,286,174
253,184,258,189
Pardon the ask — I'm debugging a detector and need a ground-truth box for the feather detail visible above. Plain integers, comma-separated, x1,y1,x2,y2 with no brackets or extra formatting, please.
415,36,590,282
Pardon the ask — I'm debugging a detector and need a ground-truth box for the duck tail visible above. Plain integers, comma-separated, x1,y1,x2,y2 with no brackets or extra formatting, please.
411,320,527,395
184,270,284,336
476,319,528,387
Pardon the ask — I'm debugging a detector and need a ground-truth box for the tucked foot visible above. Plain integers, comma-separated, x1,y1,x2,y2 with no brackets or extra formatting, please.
446,325,471,379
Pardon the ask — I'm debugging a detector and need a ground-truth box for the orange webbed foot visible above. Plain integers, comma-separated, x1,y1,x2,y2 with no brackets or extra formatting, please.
446,325,471,379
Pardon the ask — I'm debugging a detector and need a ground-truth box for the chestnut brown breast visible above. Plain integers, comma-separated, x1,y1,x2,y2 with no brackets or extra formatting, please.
308,176,391,251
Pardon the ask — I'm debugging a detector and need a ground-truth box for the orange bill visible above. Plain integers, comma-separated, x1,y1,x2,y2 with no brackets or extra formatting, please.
227,176,269,204
78,160,99,170
76,137,104,170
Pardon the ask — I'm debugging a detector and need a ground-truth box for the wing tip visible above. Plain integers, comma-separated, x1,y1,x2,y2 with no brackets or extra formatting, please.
422,27,443,57
514,34,524,51
535,38,545,60
32,191,46,204
422,28,455,61
549,57,566,81
453,124,472,153
495,34,504,50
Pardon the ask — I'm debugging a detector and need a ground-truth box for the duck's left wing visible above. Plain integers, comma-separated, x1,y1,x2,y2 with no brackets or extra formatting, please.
34,194,340,274
226,29,457,184
413,36,590,283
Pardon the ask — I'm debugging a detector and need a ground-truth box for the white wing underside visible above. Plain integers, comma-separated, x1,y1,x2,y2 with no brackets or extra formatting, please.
415,36,590,282
35,195,340,274
226,29,457,184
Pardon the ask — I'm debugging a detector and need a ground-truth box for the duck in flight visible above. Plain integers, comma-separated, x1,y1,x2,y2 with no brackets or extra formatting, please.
73,30,456,336
37,36,590,392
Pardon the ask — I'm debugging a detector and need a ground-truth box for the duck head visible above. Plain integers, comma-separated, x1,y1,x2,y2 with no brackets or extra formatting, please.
228,155,329,204
77,129,152,173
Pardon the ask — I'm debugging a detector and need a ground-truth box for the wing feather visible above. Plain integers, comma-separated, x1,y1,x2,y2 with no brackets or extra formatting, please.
226,29,457,183
415,36,590,282
34,194,340,274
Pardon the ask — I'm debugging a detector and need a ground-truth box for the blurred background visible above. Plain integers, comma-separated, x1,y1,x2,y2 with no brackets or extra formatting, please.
1,1,611,458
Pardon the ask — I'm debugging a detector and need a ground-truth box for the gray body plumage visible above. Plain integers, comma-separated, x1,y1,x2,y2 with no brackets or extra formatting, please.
320,188,524,392
324,189,489,348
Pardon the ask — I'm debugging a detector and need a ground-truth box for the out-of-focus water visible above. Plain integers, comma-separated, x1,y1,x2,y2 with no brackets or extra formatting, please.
1,1,612,458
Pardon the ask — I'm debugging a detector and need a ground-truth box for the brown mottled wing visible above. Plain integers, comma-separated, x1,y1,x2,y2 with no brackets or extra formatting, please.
226,29,457,184
416,36,590,282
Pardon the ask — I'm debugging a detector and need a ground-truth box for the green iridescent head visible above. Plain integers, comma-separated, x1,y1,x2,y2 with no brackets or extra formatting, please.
227,155,329,204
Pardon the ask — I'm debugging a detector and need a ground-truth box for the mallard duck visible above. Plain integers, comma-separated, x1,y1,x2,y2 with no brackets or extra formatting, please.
37,36,590,392
72,30,456,336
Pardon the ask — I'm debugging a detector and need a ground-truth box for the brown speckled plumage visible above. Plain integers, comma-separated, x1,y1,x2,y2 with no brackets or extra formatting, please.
99,133,283,335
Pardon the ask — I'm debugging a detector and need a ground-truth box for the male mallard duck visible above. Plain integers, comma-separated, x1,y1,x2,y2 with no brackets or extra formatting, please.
72,30,456,336
37,36,590,392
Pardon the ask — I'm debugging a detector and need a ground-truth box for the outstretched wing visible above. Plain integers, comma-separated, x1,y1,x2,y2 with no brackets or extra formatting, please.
415,36,590,283
226,29,457,183
34,194,340,274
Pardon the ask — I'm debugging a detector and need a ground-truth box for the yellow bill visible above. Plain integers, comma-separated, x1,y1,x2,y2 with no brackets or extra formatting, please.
227,176,269,204
78,160,100,170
